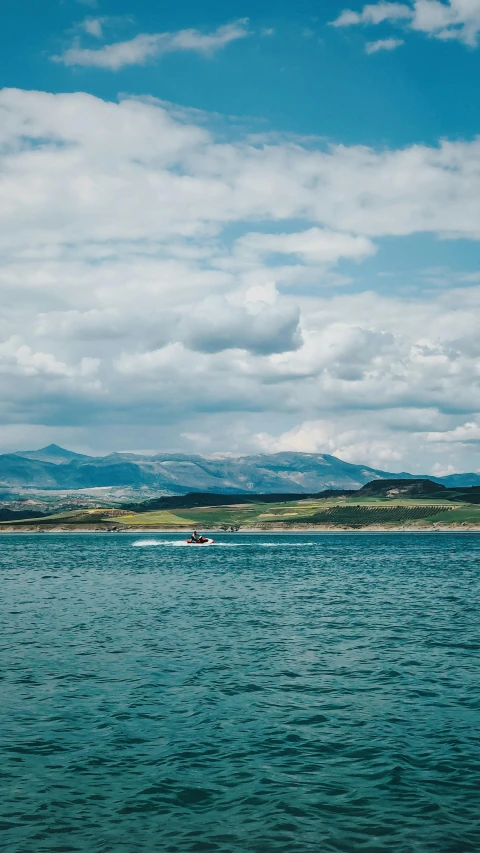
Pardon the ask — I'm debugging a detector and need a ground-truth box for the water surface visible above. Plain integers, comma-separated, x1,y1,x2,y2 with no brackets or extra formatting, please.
1,532,479,852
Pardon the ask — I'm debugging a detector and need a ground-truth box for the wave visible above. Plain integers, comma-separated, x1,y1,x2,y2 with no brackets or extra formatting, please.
133,539,191,547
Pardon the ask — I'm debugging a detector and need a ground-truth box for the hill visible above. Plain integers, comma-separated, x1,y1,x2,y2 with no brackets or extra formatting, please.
356,478,446,497
123,480,480,514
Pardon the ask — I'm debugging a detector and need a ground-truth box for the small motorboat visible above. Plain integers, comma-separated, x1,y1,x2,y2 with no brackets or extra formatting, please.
186,536,214,545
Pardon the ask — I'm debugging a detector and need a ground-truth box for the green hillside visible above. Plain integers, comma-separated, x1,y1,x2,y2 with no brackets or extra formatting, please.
3,479,480,529
116,497,478,529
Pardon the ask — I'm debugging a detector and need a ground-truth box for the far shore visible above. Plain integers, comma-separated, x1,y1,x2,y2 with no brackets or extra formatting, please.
1,525,480,533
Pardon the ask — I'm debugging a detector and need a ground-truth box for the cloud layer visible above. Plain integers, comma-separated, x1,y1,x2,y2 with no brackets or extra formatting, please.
0,88,480,472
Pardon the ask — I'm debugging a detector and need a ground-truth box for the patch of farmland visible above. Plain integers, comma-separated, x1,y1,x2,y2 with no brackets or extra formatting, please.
291,505,455,527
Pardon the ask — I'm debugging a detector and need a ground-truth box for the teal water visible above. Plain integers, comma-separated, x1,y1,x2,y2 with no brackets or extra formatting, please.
1,532,479,853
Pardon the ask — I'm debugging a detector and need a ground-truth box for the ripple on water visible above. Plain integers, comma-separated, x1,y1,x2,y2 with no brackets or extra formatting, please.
0,532,479,852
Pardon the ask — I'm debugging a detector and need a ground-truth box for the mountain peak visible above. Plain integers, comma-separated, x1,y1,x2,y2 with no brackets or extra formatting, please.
38,444,73,455
14,444,90,465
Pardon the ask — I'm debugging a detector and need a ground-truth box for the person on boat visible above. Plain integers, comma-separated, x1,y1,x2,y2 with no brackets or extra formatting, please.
191,530,202,542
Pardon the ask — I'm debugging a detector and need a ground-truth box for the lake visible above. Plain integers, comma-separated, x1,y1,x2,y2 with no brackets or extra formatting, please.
1,532,479,852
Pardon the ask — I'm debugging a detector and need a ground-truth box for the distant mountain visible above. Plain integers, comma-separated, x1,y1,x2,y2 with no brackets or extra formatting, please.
439,472,480,488
14,444,89,465
2,446,479,494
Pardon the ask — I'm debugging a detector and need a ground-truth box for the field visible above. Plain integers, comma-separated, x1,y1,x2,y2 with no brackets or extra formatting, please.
3,492,480,530
112,496,479,529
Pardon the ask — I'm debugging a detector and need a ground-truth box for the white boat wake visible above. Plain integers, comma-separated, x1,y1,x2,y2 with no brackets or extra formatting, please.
132,539,316,548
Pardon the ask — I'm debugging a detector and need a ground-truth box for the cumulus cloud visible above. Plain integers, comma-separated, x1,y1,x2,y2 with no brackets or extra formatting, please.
0,336,99,380
411,0,480,45
332,1,480,47
0,337,72,378
331,3,412,26
255,419,403,469
179,295,302,356
366,37,405,50
426,421,480,442
54,19,250,69
0,88,479,471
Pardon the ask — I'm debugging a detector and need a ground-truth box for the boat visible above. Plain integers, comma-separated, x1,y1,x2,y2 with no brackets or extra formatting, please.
185,537,215,545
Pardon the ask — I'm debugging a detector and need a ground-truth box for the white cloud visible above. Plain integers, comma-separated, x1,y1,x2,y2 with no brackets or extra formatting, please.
0,336,99,379
366,36,405,50
0,337,71,377
82,18,103,38
255,419,403,468
2,89,480,253
35,308,126,340
169,20,250,51
0,88,479,470
179,295,302,355
254,410,480,472
411,0,480,45
233,229,376,265
332,0,480,46
331,3,412,26
426,421,480,442
54,19,250,69
265,323,396,383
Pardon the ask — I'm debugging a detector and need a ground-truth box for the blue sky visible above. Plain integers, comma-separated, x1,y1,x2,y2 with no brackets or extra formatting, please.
1,0,480,473
4,0,480,147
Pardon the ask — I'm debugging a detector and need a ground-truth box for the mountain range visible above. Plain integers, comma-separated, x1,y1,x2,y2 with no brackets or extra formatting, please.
0,444,479,494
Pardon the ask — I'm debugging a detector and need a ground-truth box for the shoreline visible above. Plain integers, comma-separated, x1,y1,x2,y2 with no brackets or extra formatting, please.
1,525,480,533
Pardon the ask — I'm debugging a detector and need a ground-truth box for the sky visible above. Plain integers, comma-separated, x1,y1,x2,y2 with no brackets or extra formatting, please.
1,0,480,473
